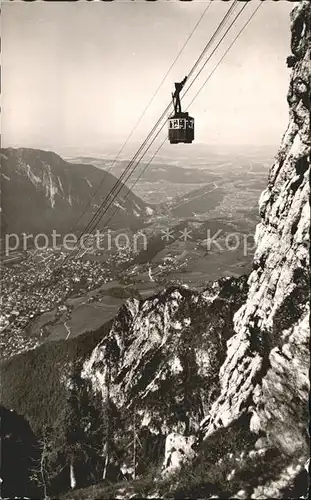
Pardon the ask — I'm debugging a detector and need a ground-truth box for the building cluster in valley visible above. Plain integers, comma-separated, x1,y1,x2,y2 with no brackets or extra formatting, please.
0,246,137,358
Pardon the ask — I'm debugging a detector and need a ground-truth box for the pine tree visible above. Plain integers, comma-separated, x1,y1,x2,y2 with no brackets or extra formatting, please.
133,403,137,480
102,346,111,481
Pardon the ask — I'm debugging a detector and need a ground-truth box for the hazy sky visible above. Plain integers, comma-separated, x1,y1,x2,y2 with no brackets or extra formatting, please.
2,0,295,155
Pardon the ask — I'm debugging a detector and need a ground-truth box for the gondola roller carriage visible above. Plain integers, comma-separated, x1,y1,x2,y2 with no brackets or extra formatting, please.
168,76,194,144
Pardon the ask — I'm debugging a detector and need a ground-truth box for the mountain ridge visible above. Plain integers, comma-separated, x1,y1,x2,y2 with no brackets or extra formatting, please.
0,147,149,236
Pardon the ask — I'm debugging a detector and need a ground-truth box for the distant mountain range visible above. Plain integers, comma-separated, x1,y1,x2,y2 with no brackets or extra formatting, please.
0,148,152,235
68,156,222,185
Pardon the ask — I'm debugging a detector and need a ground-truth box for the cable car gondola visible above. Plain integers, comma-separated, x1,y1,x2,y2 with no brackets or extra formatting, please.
168,76,194,144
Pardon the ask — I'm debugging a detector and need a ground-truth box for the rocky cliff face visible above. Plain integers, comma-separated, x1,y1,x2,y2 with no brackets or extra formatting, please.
0,3,309,499
196,4,310,496
80,277,248,472
201,0,310,457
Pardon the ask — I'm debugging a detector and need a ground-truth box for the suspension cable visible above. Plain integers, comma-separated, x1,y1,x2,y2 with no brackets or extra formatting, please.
64,0,239,262
71,1,247,250
2,1,262,334
64,1,213,238
102,2,262,232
